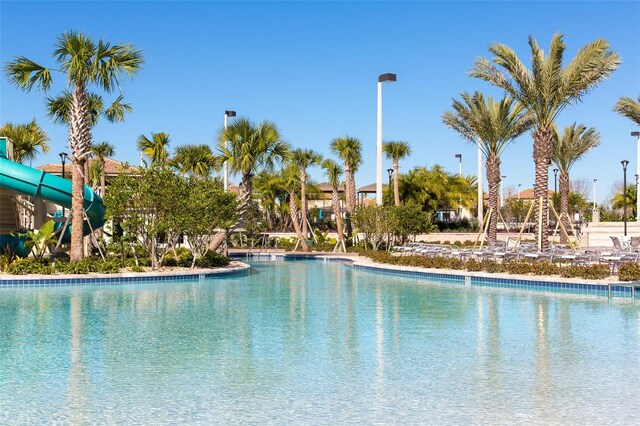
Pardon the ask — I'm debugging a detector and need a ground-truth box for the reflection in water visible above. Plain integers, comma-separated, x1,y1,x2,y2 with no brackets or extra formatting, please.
0,262,639,424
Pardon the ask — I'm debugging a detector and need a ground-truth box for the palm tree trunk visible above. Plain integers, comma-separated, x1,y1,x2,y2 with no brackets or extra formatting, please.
68,83,92,263
343,165,353,240
349,171,357,213
486,155,501,247
300,169,308,238
533,126,553,252
100,159,107,197
289,192,308,251
393,159,400,206
70,159,85,262
332,188,345,251
559,171,571,244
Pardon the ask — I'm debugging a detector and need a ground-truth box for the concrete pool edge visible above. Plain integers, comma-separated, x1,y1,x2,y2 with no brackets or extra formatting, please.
0,261,251,288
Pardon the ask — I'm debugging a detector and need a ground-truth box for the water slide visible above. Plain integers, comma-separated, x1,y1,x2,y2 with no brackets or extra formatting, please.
0,153,106,257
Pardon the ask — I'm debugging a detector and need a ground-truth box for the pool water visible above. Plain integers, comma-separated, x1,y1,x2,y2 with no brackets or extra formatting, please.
1,260,639,424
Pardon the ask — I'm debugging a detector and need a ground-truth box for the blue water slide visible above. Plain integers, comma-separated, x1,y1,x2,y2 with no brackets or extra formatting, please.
0,155,106,256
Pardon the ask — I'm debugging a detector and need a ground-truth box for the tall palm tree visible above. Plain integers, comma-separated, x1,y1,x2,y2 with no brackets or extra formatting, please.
382,141,411,206
330,136,362,238
292,148,323,237
552,123,600,242
614,96,640,126
91,141,115,197
322,159,346,251
137,132,170,167
443,92,532,245
5,31,143,262
210,117,290,251
172,144,215,178
470,34,620,251
0,119,49,164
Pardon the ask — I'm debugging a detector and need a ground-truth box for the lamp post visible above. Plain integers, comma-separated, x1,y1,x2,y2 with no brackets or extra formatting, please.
633,131,640,221
223,110,236,191
387,168,394,205
59,152,68,216
455,154,462,176
500,175,506,209
593,178,597,211
376,73,396,206
517,183,522,200
622,160,629,236
477,141,483,227
553,168,558,194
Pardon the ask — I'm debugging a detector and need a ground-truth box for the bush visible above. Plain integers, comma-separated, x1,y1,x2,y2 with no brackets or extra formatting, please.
161,256,178,267
6,258,52,275
619,263,640,282
465,259,482,271
195,251,230,268
129,265,145,272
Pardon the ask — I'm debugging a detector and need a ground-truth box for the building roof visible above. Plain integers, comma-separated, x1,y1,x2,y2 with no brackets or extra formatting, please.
316,182,345,192
37,157,139,177
357,182,388,193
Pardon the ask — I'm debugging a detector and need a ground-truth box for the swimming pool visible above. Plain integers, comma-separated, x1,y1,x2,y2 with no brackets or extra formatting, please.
1,260,639,423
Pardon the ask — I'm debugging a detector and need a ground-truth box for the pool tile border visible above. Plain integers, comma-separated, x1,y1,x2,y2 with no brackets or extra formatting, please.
0,263,250,289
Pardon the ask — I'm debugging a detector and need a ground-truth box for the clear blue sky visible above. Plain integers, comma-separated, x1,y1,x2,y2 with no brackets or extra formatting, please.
1,1,639,203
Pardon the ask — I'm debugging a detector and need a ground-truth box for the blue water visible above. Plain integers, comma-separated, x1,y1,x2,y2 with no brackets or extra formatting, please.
1,260,639,424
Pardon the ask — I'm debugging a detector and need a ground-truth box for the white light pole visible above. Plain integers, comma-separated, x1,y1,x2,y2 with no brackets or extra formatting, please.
455,154,462,176
223,110,236,191
593,178,597,211
477,141,483,226
633,131,640,221
376,73,396,206
517,183,522,200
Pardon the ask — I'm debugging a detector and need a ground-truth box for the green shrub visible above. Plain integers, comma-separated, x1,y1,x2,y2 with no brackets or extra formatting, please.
129,265,145,272
161,256,178,267
531,261,560,276
176,250,194,267
619,263,640,282
480,259,505,273
465,259,482,271
195,251,230,268
6,258,52,275
559,264,610,280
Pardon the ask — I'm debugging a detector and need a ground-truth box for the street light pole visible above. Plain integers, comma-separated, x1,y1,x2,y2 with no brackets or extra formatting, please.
477,141,483,227
517,183,522,200
376,73,396,206
553,168,558,194
622,160,629,236
59,152,68,216
223,110,236,191
593,178,597,211
387,168,394,205
633,131,640,221
455,154,462,176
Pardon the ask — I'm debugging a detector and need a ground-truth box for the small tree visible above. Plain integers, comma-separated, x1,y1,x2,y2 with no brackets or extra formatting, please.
352,205,399,250
394,204,434,244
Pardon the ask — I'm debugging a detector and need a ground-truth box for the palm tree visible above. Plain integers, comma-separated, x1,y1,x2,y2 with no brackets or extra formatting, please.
443,92,532,245
322,159,346,251
470,34,620,251
398,165,475,214
137,132,171,167
92,141,115,197
254,171,287,230
210,117,290,251
382,141,411,206
172,144,215,178
612,184,637,220
292,148,323,237
614,96,640,126
5,31,143,262
552,123,600,242
0,119,49,164
330,136,362,238
282,162,309,251
46,91,132,127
